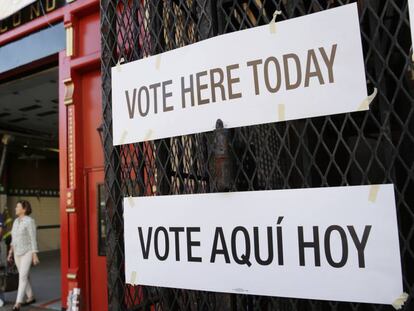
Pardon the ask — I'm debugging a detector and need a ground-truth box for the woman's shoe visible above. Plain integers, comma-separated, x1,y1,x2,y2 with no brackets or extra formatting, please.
23,297,36,305
12,305,20,311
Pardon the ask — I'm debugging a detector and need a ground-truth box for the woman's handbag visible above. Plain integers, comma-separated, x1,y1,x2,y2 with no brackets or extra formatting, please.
0,261,19,292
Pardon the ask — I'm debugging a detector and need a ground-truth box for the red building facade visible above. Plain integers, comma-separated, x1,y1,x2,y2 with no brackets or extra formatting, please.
0,0,107,310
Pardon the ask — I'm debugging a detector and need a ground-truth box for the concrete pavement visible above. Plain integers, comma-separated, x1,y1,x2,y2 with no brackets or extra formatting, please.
2,250,61,311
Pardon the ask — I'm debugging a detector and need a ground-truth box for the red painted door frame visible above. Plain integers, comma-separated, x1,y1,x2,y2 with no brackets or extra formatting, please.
84,167,107,311
0,1,106,310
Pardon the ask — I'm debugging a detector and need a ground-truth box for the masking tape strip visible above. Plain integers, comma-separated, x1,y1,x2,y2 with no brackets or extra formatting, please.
358,87,377,111
269,10,282,34
127,196,135,207
368,185,380,203
278,104,285,121
119,130,128,145
155,55,162,70
233,288,248,293
144,129,154,141
116,57,125,72
130,271,137,285
392,292,409,310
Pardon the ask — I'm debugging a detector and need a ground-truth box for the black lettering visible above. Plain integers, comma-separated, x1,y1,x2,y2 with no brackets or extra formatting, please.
264,56,282,93
149,83,161,114
304,49,324,87
231,226,251,266
125,89,136,119
253,227,274,265
181,75,195,108
247,59,263,95
277,216,284,266
210,68,226,102
298,226,321,266
137,227,152,259
196,71,209,105
137,86,150,117
162,80,174,112
227,64,242,99
154,227,169,261
169,227,185,261
319,44,337,83
210,227,230,263
187,227,202,262
347,225,371,268
324,225,348,268
283,53,302,90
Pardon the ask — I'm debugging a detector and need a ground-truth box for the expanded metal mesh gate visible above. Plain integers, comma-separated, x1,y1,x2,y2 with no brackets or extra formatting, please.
100,0,414,310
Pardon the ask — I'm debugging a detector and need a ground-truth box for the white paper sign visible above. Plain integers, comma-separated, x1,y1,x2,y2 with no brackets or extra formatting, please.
124,184,403,305
112,3,367,145
0,0,37,20
409,0,414,48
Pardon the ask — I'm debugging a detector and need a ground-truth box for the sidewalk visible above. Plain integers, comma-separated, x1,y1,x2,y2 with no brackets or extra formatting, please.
2,250,61,311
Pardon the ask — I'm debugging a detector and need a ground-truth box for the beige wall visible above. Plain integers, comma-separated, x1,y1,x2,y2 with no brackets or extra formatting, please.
0,195,7,213
7,195,60,252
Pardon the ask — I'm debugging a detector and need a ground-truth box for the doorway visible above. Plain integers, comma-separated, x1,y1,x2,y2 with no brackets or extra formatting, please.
0,67,61,310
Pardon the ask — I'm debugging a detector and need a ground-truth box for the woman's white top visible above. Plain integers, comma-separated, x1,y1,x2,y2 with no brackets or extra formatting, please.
11,216,38,256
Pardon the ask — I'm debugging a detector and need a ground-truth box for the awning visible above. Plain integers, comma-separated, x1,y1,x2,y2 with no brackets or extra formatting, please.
0,0,37,21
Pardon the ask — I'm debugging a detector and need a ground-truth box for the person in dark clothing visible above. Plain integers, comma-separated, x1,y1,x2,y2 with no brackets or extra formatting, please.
2,208,12,247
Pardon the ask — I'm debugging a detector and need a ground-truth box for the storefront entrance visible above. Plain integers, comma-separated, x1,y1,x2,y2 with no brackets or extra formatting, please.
0,67,61,308
0,0,106,309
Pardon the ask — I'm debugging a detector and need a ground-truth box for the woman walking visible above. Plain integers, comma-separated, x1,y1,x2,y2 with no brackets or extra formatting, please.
7,200,39,311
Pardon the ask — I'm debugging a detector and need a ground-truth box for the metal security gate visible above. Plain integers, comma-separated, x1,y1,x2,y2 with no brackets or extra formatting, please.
100,1,414,310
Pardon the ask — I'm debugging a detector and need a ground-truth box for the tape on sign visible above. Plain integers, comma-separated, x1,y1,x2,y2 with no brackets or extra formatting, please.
233,288,249,293
156,55,162,70
119,130,128,145
358,87,377,111
368,185,380,203
130,271,137,285
392,292,409,310
116,57,125,72
144,129,154,141
278,104,286,121
269,10,282,34
127,196,135,207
